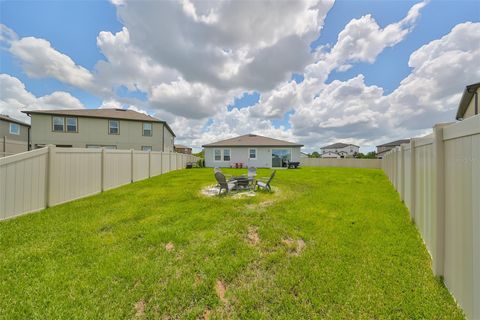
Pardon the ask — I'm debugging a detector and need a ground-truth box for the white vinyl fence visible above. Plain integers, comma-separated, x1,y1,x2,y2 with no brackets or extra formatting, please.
382,115,479,320
0,146,199,221
301,158,381,169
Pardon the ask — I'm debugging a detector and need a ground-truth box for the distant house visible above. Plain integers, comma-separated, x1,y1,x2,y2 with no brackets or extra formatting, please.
23,109,175,152
456,82,479,120
300,151,309,158
375,139,410,159
174,144,192,154
0,114,30,157
202,134,303,168
320,143,359,158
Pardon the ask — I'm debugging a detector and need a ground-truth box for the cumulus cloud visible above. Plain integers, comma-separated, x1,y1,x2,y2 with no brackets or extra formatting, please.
0,74,84,122
114,0,334,90
9,37,95,91
387,21,480,129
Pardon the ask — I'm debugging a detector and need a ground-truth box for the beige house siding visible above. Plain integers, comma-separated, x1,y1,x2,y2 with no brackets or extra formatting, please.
30,114,173,151
463,87,479,119
204,146,301,168
0,118,29,156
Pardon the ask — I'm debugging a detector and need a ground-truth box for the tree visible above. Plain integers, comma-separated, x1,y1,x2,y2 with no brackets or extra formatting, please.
310,151,321,158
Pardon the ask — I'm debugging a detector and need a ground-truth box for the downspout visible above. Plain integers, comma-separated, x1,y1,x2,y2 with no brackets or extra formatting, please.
28,126,31,150
162,125,165,152
475,90,478,115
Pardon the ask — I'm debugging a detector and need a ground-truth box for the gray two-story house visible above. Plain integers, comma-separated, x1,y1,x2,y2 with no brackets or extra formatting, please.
0,114,30,157
23,109,175,152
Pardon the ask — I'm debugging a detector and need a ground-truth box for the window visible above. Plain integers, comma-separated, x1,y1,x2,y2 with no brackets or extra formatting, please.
52,116,64,132
214,149,221,161
143,123,152,136
249,148,256,159
223,149,230,161
108,120,119,134
9,123,20,135
142,146,152,151
66,117,77,132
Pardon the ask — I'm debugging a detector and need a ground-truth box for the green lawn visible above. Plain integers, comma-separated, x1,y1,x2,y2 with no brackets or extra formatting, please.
0,167,463,319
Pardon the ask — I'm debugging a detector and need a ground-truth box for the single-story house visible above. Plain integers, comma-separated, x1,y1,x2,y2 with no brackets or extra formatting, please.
0,114,31,157
174,144,192,154
456,82,479,120
375,139,410,159
320,143,359,158
202,134,303,168
22,108,175,152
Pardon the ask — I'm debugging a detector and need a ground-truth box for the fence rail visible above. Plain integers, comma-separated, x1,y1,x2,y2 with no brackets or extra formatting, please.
0,146,199,221
300,158,381,169
382,115,479,320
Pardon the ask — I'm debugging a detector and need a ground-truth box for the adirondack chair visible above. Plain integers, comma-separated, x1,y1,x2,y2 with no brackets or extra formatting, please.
255,170,276,192
215,172,238,194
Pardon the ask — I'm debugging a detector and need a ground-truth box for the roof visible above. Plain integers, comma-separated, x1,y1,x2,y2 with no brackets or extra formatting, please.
456,82,480,120
175,144,191,149
22,108,175,136
202,134,303,148
376,139,410,148
320,142,359,149
0,114,30,127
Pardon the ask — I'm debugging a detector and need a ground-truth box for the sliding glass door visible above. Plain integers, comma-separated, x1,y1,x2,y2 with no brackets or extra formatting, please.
272,149,291,168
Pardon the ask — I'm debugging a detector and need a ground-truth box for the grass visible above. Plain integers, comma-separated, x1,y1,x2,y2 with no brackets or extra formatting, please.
0,167,464,319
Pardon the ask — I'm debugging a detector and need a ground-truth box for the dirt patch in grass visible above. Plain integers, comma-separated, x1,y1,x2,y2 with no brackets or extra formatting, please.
215,280,227,304
134,299,146,317
245,200,276,211
165,242,175,252
247,227,260,245
282,238,306,256
202,308,212,320
201,185,257,198
194,274,203,285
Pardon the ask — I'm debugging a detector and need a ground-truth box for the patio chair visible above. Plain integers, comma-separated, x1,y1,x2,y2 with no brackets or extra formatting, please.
255,170,276,192
214,167,233,181
215,172,238,195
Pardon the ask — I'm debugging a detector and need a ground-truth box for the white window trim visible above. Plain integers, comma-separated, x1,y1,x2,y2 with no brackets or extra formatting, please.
222,148,231,161
248,148,257,160
9,123,20,135
66,117,78,133
108,119,120,135
213,148,222,162
52,116,65,132
142,122,153,137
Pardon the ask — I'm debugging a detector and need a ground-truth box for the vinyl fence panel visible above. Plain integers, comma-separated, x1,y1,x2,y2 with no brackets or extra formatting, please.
0,148,48,219
300,158,381,168
103,149,132,191
150,152,163,176
49,148,102,206
381,115,480,320
132,151,149,182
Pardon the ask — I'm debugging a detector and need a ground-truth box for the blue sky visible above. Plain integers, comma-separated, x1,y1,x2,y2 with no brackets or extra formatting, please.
1,0,479,151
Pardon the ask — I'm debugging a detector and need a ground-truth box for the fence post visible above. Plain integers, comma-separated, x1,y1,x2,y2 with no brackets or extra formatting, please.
46,145,55,207
432,124,446,277
101,148,106,192
410,139,416,222
400,145,405,201
131,149,134,183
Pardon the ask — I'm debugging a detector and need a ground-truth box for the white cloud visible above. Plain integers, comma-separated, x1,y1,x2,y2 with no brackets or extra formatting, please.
148,78,236,119
114,0,334,90
9,37,95,91
0,74,84,122
307,0,427,79
387,21,480,129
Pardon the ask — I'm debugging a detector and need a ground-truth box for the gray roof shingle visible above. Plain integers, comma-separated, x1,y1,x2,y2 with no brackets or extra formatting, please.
22,108,175,136
0,114,30,127
320,142,358,149
202,134,303,147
